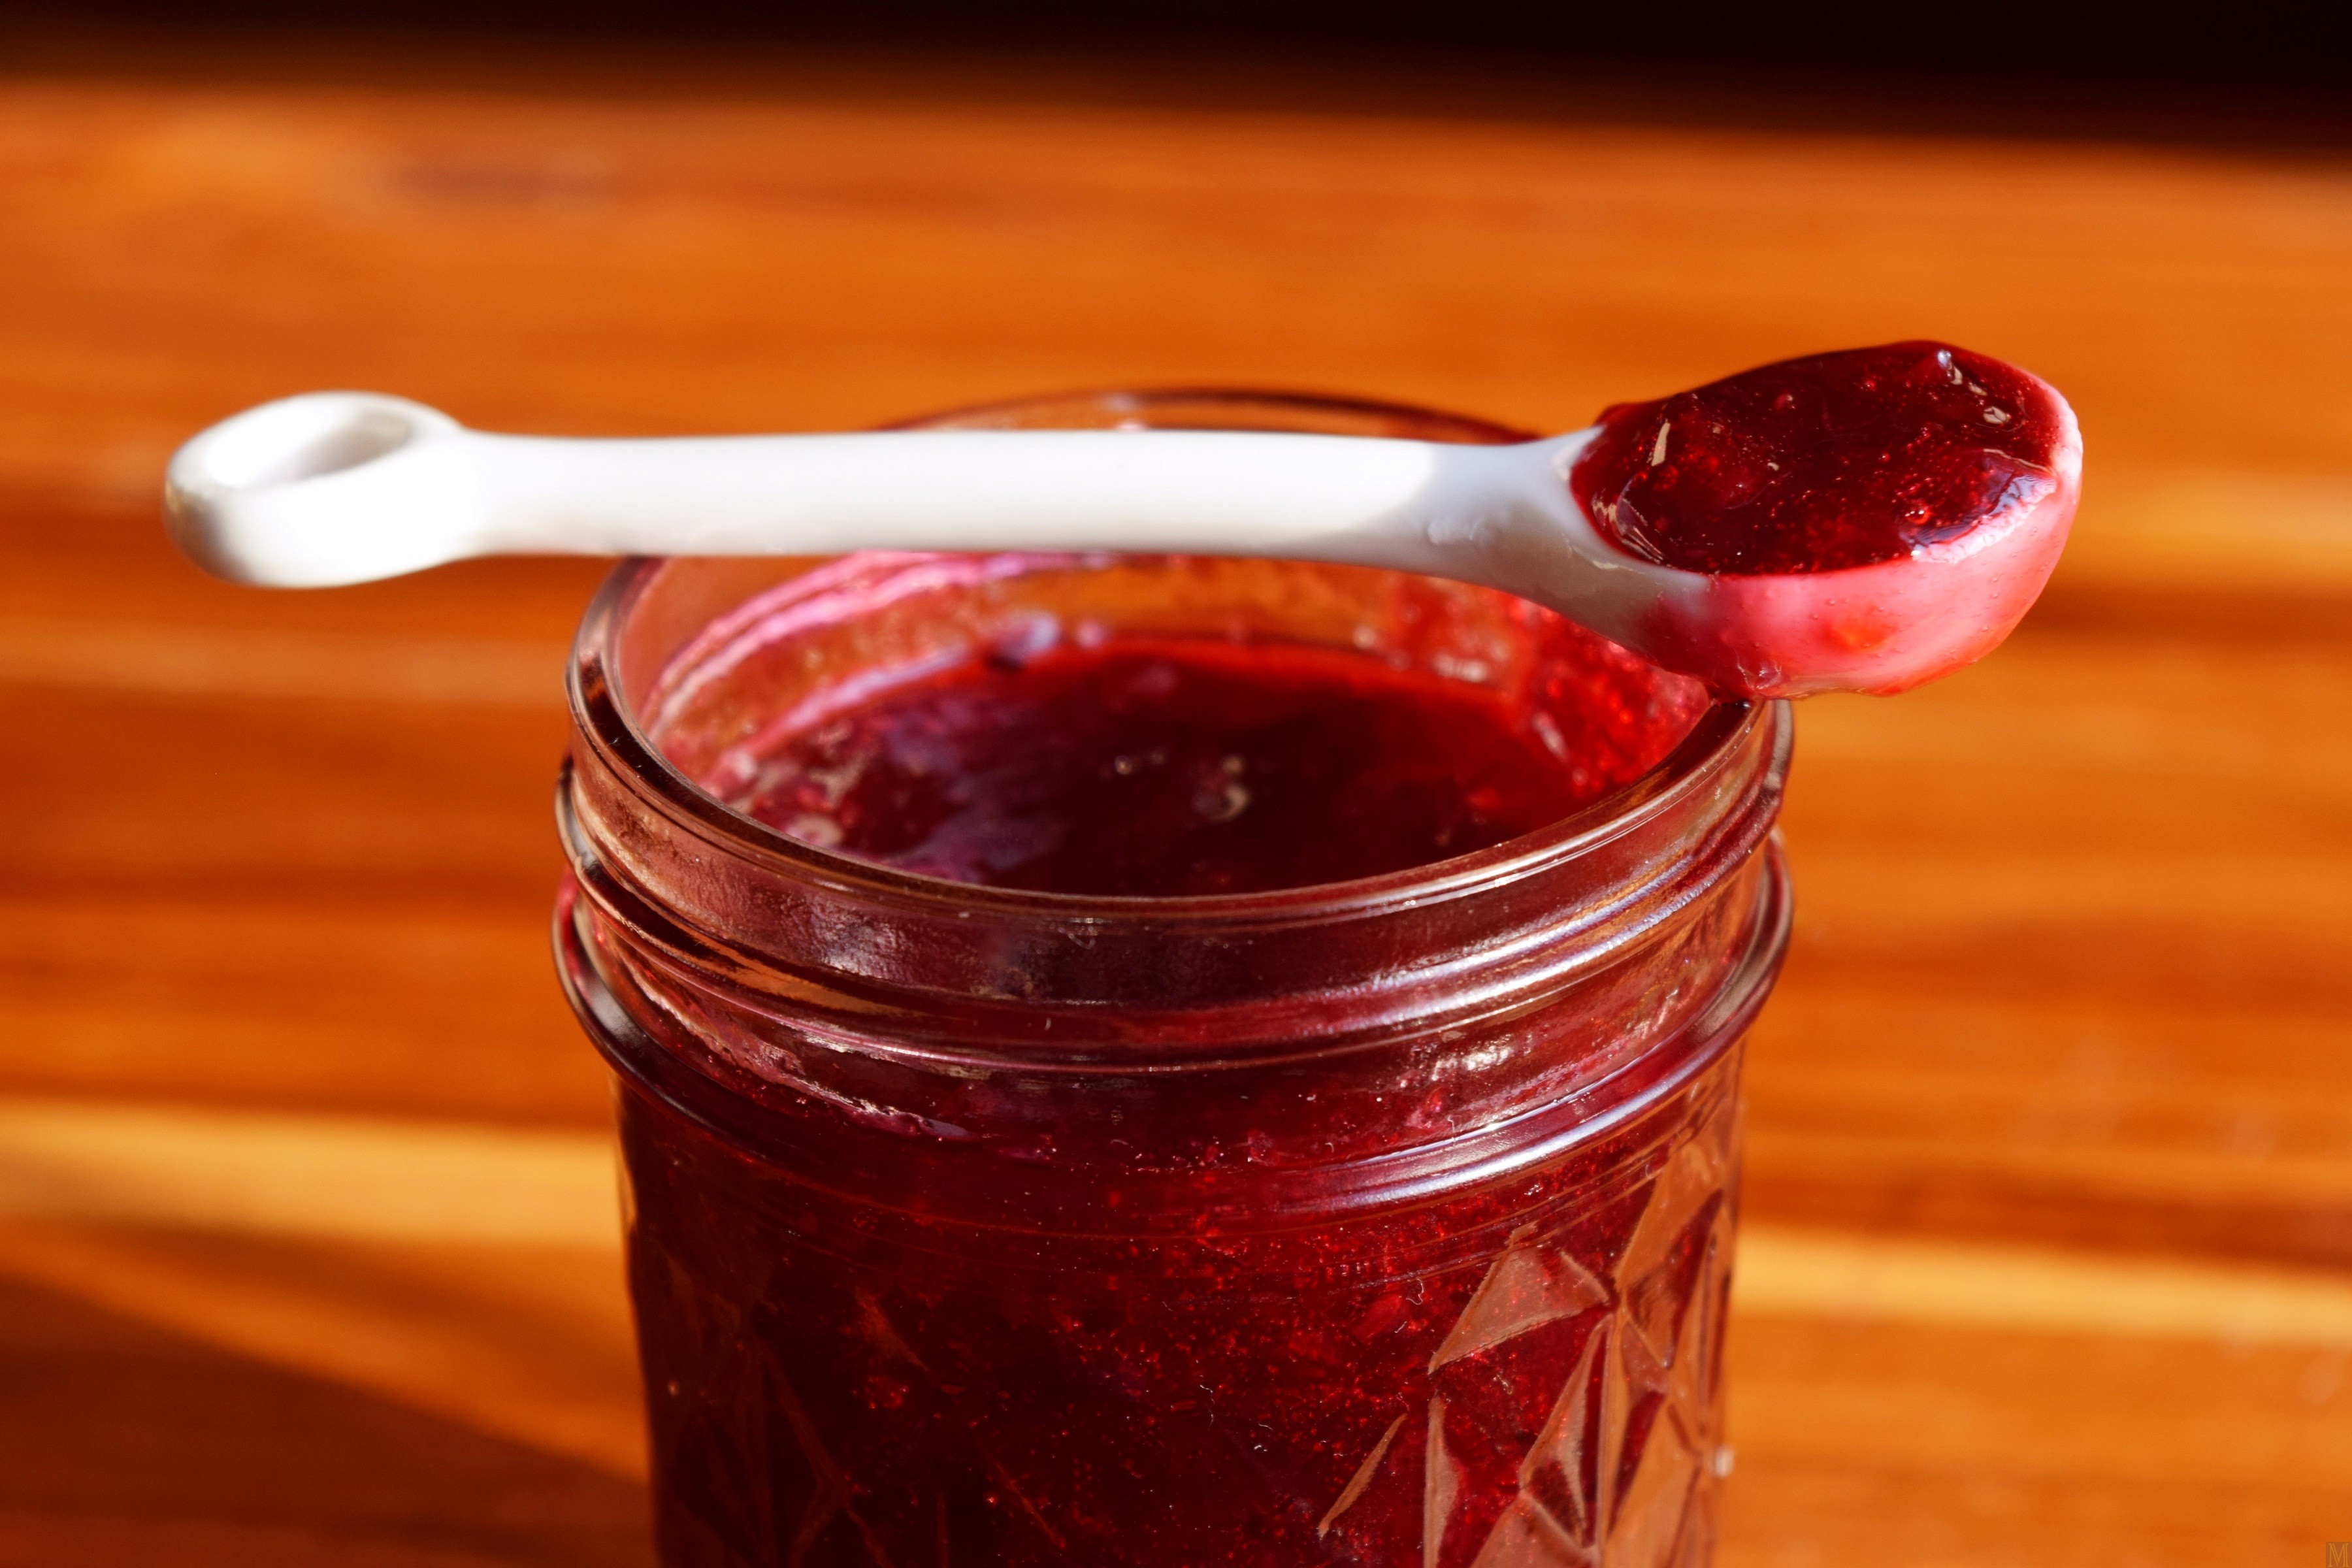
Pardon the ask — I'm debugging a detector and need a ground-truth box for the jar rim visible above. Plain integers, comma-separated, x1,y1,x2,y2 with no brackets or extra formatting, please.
568,382,1775,929
569,554,1768,928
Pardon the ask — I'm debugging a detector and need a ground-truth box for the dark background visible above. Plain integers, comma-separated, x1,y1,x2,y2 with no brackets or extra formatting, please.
16,0,2352,83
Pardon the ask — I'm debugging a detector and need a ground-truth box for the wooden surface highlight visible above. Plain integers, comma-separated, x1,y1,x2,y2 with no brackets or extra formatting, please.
6,1096,2351,1351
0,1099,616,1245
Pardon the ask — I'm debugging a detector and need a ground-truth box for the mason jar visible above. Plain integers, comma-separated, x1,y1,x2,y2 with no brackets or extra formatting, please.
554,390,1793,1568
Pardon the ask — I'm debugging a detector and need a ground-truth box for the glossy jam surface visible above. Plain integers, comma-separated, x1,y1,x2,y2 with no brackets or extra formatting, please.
730,638,1674,896
1570,340,2064,575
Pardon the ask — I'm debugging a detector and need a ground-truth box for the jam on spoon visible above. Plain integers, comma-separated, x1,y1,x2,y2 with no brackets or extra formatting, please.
1569,340,2066,576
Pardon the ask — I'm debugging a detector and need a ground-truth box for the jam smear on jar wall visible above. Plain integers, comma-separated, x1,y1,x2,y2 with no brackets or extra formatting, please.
1569,340,2064,575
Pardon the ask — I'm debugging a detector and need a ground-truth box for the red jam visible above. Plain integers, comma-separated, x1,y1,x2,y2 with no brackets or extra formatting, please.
1569,340,2065,575
563,464,1789,1567
612,1041,1748,1568
732,638,1672,896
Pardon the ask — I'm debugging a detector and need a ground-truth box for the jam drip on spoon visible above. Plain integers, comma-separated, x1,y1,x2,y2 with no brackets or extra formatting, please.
1571,340,2065,576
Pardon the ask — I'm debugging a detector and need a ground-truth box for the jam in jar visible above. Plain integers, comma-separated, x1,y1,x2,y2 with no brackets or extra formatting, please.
555,391,1793,1567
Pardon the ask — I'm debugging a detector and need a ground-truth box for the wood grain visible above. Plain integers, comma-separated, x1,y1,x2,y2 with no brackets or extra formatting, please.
3,1207,2344,1568
0,1257,649,1567
13,1098,2352,1349
0,26,2347,1566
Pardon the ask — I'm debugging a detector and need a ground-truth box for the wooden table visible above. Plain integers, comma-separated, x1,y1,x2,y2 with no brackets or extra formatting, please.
2,26,2348,1565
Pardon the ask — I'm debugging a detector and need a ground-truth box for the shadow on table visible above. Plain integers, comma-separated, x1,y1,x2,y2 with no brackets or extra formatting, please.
0,1272,650,1567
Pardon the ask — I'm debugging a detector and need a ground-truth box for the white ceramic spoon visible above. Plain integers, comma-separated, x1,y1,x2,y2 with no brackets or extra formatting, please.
164,368,2079,698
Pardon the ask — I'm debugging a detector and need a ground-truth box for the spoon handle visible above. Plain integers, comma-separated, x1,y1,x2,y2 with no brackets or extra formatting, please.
165,391,1572,589
484,429,1452,558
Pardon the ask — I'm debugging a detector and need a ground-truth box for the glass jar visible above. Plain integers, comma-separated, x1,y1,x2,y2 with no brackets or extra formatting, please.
553,391,1794,1568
